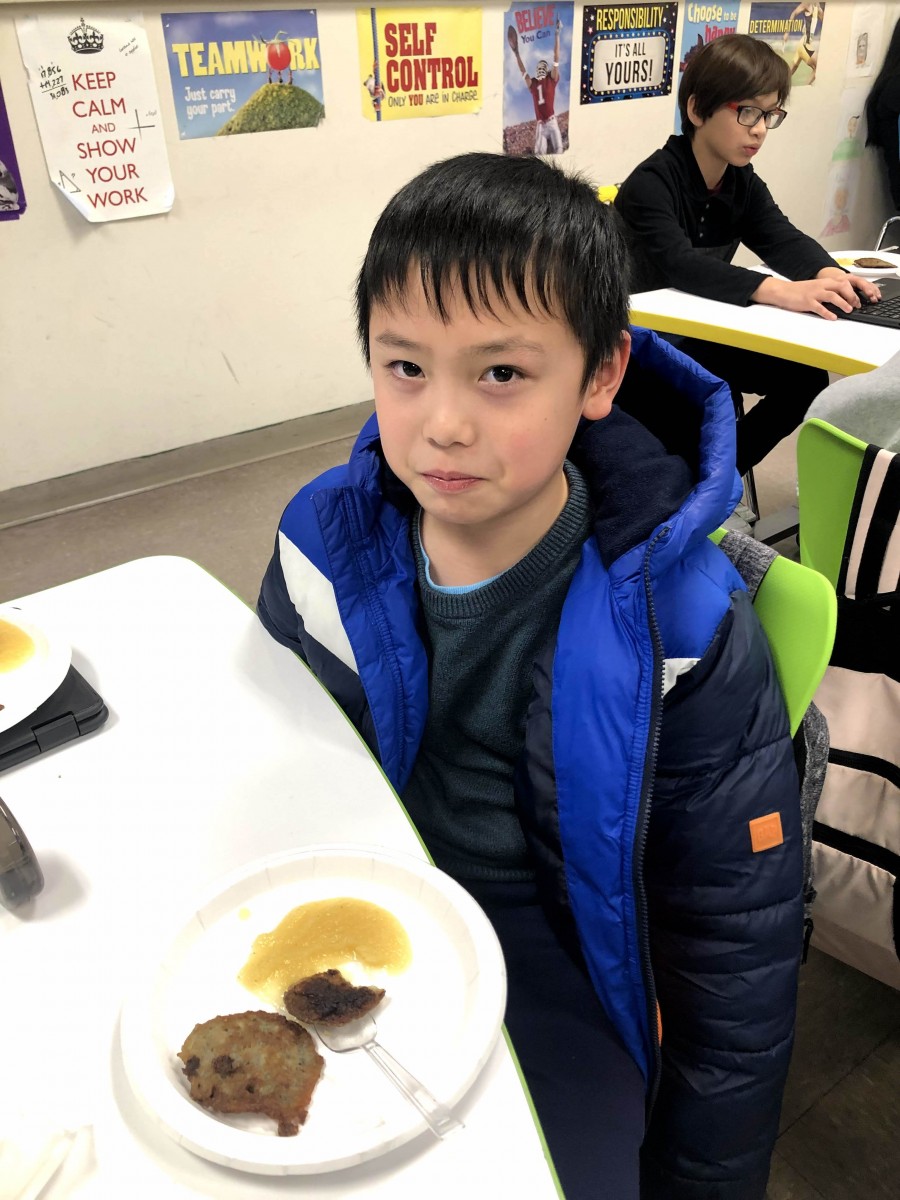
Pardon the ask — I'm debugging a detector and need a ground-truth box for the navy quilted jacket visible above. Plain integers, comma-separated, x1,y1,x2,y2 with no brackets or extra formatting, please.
258,327,803,1197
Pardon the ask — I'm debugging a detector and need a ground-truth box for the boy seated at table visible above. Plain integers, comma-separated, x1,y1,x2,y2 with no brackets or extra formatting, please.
615,33,879,477
258,152,803,1200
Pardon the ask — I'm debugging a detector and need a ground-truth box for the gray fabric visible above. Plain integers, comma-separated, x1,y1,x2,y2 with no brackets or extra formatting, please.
402,462,593,883
806,348,900,452
717,531,830,944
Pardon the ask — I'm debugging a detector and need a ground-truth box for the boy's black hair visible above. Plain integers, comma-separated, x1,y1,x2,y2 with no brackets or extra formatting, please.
356,152,629,392
679,33,791,138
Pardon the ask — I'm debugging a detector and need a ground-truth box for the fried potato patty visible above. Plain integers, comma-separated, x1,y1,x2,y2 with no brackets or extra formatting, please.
178,1010,324,1136
284,969,385,1026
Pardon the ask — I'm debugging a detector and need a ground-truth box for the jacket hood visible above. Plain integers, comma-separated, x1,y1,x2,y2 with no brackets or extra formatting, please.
346,325,741,579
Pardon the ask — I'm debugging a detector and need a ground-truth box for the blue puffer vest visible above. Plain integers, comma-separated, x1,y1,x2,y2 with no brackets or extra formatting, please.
259,327,803,1196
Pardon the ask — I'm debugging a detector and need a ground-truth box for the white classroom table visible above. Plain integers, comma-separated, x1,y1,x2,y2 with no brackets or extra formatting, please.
0,556,562,1200
630,286,900,375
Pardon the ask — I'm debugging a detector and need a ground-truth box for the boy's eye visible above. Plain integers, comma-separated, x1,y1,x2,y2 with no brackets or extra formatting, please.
483,365,519,384
389,360,423,379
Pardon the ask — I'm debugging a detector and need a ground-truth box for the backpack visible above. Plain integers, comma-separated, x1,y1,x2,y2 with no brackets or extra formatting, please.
811,444,900,989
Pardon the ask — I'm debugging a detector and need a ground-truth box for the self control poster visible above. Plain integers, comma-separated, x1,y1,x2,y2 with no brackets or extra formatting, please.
16,13,173,222
161,10,324,139
357,7,482,122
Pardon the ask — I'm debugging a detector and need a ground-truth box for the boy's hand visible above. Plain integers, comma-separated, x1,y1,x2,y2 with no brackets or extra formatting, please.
816,266,881,303
751,272,874,320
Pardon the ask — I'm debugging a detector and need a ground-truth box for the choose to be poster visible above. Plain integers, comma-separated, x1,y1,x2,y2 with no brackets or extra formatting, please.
503,4,574,157
357,6,482,122
747,2,826,86
580,3,678,105
161,10,324,139
16,13,173,222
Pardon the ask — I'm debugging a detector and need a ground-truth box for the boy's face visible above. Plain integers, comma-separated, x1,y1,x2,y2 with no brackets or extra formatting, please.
369,273,628,553
689,90,779,170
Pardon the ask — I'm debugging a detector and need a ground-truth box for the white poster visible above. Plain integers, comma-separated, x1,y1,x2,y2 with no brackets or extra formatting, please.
17,13,174,222
844,3,884,79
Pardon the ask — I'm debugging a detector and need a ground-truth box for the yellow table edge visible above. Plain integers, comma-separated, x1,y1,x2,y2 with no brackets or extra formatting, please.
628,308,874,377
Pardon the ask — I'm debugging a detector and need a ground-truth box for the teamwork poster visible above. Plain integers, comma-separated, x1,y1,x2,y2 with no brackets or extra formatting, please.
16,13,173,222
0,80,26,220
503,3,574,156
357,7,482,122
746,2,825,86
162,11,324,139
580,3,677,106
674,3,740,131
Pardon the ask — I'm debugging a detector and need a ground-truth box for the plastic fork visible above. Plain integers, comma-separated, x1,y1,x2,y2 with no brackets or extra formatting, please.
314,1015,463,1139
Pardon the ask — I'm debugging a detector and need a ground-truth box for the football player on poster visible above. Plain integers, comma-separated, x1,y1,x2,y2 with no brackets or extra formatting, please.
503,5,573,157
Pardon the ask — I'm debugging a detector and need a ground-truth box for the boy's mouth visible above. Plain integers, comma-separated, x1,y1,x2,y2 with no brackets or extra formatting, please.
421,470,482,493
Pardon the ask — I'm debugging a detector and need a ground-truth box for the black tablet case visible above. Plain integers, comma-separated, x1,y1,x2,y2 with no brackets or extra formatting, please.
0,665,108,772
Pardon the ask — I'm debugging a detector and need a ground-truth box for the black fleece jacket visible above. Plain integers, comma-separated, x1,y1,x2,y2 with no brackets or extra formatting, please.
615,134,836,305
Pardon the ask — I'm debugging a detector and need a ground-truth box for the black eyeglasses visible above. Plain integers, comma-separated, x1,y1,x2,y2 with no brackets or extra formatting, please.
725,102,788,130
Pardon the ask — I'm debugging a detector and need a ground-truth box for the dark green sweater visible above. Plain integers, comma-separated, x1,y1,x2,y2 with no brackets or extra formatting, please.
401,462,592,882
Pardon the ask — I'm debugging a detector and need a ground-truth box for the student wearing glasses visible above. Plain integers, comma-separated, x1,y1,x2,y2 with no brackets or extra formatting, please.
616,34,879,475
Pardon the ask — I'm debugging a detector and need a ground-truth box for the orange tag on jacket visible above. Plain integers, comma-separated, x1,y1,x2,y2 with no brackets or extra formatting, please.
749,812,784,853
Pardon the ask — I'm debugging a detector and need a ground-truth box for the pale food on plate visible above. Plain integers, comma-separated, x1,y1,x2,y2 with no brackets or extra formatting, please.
238,896,412,1009
0,619,35,674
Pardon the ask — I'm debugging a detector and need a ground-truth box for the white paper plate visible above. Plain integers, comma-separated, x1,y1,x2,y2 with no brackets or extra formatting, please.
0,606,72,734
829,249,900,277
120,845,506,1175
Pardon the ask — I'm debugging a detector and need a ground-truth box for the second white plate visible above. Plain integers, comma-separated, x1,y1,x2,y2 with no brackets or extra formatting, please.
119,844,507,1174
829,249,900,277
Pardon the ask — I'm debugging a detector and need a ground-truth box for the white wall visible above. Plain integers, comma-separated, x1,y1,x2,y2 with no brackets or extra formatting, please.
1,0,897,490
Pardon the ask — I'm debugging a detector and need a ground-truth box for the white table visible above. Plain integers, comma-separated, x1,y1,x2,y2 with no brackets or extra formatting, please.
0,557,562,1199
630,287,900,375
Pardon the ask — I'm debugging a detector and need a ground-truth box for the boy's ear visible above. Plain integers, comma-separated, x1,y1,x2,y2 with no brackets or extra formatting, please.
582,332,631,421
686,94,704,129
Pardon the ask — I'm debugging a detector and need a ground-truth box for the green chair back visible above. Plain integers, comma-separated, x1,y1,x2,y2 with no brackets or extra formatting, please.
797,418,867,589
710,529,836,737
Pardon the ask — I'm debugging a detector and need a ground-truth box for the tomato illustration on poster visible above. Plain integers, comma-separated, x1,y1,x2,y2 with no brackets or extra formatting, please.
161,10,324,139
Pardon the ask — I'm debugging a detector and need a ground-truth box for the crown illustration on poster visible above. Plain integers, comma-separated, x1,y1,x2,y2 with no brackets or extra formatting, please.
68,18,104,55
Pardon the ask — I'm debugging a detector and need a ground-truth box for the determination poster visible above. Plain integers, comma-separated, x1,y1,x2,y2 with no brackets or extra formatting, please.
161,10,324,139
580,3,678,105
747,2,826,86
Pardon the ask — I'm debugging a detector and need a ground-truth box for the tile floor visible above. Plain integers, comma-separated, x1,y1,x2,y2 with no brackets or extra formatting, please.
2,409,898,1199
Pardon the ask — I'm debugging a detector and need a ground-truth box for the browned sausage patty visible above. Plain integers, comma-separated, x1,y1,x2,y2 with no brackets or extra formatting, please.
284,969,385,1026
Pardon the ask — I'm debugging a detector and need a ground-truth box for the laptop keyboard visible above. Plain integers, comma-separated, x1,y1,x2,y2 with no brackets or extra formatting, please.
828,289,900,326
847,293,900,324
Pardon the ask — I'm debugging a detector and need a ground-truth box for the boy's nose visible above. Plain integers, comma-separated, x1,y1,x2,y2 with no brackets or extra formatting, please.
422,392,474,446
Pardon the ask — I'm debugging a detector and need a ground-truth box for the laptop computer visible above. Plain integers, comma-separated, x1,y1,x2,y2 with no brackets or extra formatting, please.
0,666,108,773
825,276,900,328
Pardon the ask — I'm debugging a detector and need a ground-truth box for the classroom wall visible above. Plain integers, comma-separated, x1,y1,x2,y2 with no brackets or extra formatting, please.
1,0,898,491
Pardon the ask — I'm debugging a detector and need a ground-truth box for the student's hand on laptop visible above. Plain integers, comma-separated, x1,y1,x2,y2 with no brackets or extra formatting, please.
751,273,872,320
816,267,881,304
